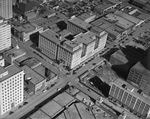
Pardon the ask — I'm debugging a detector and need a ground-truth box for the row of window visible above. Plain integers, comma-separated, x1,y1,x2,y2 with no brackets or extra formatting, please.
110,84,150,116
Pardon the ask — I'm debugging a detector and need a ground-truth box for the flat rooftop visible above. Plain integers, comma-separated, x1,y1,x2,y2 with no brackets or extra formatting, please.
108,0,122,4
137,12,150,21
91,17,111,27
15,23,36,33
34,16,61,29
112,78,150,105
106,26,121,37
4,47,26,59
54,92,75,106
105,13,134,29
58,29,71,37
74,31,96,45
69,17,92,30
90,26,105,35
114,10,141,24
41,100,62,117
33,65,56,79
0,65,22,82
96,3,114,11
20,57,41,68
78,12,96,21
40,29,60,44
30,110,51,119
63,40,79,50
133,62,150,77
22,65,45,85
92,18,112,30
15,55,29,63
111,50,128,64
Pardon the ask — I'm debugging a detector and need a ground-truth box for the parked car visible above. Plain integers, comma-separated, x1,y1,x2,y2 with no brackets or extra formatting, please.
23,102,28,105
18,105,23,108
57,88,61,91
9,111,14,115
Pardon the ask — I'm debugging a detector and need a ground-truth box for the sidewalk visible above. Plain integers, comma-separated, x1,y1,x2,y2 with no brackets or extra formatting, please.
102,98,139,119
6,77,66,119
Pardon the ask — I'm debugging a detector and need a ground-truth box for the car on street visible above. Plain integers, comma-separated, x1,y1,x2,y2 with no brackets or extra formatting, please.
18,105,23,108
23,102,28,105
57,88,61,91
87,88,92,92
9,111,14,115
89,81,94,86
42,89,47,93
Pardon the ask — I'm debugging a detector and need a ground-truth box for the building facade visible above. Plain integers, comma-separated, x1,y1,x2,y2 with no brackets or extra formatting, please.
67,17,92,35
109,79,150,119
127,49,150,95
58,31,108,69
3,47,26,65
0,17,11,52
0,0,12,19
57,40,82,69
23,66,46,94
39,29,107,69
14,23,43,42
127,62,150,96
0,56,4,67
39,29,59,60
0,65,24,116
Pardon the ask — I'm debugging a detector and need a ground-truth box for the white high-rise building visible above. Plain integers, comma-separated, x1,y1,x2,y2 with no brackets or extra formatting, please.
0,0,12,19
0,17,11,52
0,65,24,116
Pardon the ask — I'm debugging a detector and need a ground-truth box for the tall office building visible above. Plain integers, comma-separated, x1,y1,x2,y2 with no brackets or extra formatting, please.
0,65,24,116
39,29,108,69
109,79,150,119
127,48,150,95
0,17,11,52
0,0,12,19
39,29,59,60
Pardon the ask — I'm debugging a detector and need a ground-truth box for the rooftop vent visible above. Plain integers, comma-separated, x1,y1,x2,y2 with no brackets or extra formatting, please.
122,84,126,88
137,89,142,94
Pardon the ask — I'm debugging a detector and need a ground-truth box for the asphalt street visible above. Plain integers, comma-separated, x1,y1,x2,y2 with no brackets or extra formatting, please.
8,19,150,119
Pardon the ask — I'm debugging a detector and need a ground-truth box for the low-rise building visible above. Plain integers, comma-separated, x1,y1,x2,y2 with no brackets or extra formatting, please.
22,65,46,94
20,57,41,69
94,0,122,15
114,10,143,30
104,13,134,37
77,12,96,23
67,16,92,35
121,6,150,23
3,46,26,65
109,78,150,119
14,0,39,20
33,65,58,87
92,12,135,41
13,23,43,42
34,16,61,30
